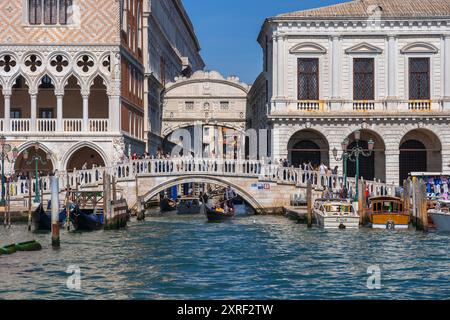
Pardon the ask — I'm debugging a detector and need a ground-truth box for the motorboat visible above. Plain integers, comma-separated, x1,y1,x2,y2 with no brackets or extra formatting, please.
313,199,359,229
367,196,410,230
428,200,450,232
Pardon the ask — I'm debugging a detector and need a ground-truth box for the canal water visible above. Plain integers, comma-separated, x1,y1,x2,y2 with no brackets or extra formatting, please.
0,205,449,300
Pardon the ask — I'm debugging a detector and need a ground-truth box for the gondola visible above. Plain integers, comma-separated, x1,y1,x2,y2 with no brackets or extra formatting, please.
160,197,177,212
32,204,68,231
203,204,235,222
70,208,104,231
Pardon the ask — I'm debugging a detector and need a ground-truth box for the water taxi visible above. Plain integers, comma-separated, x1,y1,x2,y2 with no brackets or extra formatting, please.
313,199,359,229
367,196,410,230
428,200,450,232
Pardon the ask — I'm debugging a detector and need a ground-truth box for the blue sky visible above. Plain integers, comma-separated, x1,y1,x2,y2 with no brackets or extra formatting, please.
183,0,347,84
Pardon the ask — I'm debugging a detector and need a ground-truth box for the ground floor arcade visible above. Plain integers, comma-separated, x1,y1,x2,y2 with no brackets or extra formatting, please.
272,118,448,185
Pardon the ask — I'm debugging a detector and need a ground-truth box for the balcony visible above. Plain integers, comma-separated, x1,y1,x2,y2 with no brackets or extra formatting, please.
2,118,110,133
276,99,443,115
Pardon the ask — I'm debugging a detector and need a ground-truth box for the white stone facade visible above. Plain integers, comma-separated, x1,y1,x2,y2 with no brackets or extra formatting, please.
163,70,249,158
252,0,450,185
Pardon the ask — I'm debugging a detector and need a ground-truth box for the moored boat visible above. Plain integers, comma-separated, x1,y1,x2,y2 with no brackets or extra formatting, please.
177,197,202,215
313,199,359,229
367,196,410,230
70,208,104,231
428,200,450,232
32,204,68,231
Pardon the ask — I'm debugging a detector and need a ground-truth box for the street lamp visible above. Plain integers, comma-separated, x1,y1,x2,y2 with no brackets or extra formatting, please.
23,143,51,203
333,131,374,201
0,135,19,206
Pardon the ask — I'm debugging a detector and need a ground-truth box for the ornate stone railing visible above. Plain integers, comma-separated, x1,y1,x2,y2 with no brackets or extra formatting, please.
1,118,109,133
63,119,83,132
2,158,396,204
37,119,56,132
408,100,432,111
89,119,108,132
10,119,31,132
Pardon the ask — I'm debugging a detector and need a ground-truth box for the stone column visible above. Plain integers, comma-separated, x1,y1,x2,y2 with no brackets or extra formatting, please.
82,93,89,132
331,35,341,99
387,36,397,99
56,91,63,132
277,35,285,99
385,150,400,186
3,90,11,132
30,93,37,132
108,94,121,132
272,35,279,99
444,35,450,109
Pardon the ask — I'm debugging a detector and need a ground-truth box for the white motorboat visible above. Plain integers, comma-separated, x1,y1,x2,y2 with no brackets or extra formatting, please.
313,199,360,229
428,200,450,232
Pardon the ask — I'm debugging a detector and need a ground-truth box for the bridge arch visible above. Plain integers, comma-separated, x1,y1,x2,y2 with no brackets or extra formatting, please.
140,175,264,214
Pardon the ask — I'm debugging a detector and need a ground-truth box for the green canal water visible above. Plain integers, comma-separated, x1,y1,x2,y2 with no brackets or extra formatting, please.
0,205,449,300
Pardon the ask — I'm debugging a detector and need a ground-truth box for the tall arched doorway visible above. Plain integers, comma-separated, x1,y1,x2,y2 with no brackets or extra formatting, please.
66,146,106,171
399,129,442,183
345,130,386,182
15,146,54,176
287,129,329,168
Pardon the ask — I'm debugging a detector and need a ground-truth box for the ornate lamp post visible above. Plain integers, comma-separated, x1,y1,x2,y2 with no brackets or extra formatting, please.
332,130,375,200
23,143,51,204
0,135,19,206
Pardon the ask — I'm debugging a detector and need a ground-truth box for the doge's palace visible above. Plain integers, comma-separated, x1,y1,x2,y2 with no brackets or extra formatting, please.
0,0,145,174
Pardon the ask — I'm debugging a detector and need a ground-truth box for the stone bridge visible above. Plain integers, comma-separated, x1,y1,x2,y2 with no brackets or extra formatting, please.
4,158,397,214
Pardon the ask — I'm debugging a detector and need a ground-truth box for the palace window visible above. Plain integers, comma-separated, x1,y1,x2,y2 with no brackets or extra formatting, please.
297,58,319,100
409,58,430,100
353,58,374,100
28,0,74,25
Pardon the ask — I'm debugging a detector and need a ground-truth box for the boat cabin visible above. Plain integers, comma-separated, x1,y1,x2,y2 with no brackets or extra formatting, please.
369,197,404,214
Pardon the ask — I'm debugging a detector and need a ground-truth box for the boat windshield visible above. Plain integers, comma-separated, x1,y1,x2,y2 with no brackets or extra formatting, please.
372,201,403,213
324,204,353,213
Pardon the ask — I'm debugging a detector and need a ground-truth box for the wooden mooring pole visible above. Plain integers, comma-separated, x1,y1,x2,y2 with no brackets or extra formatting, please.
419,180,429,232
358,179,365,226
65,172,71,231
27,174,32,231
403,179,410,221
50,176,60,248
306,180,312,228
